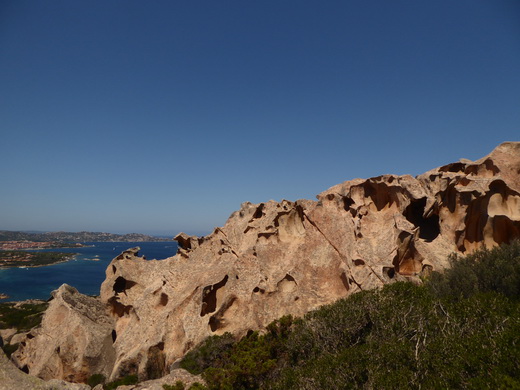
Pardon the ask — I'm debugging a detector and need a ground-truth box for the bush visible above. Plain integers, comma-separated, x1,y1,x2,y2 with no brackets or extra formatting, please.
163,381,185,390
104,374,138,390
87,373,105,388
180,332,235,375
0,302,48,331
427,240,520,299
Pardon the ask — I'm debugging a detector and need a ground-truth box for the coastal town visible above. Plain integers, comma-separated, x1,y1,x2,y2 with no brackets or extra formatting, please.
0,241,84,251
0,241,82,269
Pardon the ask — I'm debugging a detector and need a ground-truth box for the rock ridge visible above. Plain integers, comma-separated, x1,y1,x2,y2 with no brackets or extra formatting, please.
11,142,520,384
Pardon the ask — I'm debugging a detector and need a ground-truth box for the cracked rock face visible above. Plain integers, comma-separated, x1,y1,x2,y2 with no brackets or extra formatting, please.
13,142,520,383
12,284,115,383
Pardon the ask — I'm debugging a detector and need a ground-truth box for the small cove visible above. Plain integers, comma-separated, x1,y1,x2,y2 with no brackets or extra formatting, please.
0,242,178,301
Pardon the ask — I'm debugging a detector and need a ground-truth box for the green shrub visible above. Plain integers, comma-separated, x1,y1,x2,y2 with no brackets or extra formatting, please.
87,373,105,388
163,381,185,390
180,332,235,375
104,374,138,390
0,302,48,331
427,240,520,299
188,383,208,390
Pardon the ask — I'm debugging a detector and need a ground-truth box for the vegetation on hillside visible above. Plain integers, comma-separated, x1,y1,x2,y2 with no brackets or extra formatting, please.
180,241,520,389
0,250,76,268
0,301,48,358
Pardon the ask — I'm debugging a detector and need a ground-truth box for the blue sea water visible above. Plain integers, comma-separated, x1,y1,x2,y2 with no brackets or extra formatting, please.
0,242,178,302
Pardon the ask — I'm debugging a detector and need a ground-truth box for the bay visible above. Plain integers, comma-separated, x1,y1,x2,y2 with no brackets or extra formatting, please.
0,242,178,302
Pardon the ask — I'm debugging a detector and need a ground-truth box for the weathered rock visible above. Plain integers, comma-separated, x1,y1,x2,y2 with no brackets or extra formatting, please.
13,142,520,384
0,348,89,390
12,284,116,383
0,328,17,345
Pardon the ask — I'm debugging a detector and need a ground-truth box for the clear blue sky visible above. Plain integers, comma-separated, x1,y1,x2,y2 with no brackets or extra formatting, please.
1,1,519,236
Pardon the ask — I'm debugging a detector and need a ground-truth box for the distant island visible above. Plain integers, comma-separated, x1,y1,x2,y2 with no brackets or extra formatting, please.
0,230,172,243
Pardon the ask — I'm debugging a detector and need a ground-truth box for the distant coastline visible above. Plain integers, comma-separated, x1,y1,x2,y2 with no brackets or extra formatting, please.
0,230,172,243
0,251,78,269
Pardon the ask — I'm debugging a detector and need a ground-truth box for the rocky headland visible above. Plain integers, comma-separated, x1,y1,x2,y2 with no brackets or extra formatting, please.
5,142,520,388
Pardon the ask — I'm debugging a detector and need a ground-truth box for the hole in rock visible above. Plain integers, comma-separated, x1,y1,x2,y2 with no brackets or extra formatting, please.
209,316,220,332
327,193,335,201
439,162,465,173
361,181,399,211
277,274,297,293
343,196,354,211
56,346,60,354
489,179,508,195
492,216,520,246
160,293,169,306
27,333,34,339
113,277,137,295
340,272,350,291
200,275,229,316
252,286,265,294
353,259,365,266
383,267,395,279
108,297,133,317
404,198,440,242
112,330,117,343
465,159,499,176
112,265,116,274
21,365,29,374
146,342,166,380
208,296,237,332
252,203,265,219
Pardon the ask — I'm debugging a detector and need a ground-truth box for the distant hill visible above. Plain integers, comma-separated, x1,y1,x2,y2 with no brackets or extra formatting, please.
0,230,171,242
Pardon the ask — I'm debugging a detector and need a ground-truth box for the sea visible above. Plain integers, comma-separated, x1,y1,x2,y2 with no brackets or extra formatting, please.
0,242,178,302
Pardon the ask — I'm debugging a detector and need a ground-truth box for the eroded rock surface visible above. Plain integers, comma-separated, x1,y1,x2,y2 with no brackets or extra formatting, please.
12,284,116,383
13,142,520,384
0,348,89,390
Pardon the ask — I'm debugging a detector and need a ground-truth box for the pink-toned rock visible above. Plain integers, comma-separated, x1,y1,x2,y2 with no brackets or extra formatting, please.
12,284,116,383
14,142,520,384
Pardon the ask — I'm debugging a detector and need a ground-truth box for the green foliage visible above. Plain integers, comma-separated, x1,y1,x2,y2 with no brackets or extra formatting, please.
163,381,208,390
180,332,235,375
87,373,106,388
163,381,185,390
180,242,520,389
0,302,48,331
103,374,138,390
427,240,520,299
1,342,19,358
0,250,76,268
188,383,208,390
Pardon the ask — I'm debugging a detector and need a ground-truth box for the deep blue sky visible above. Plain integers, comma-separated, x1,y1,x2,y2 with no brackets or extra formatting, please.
1,1,519,236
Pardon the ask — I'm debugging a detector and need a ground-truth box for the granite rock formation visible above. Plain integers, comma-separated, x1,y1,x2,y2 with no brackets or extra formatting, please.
12,284,116,383
0,348,89,390
12,142,520,384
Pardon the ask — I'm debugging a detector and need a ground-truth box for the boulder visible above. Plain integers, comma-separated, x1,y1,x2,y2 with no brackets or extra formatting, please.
12,284,116,383
0,348,89,390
